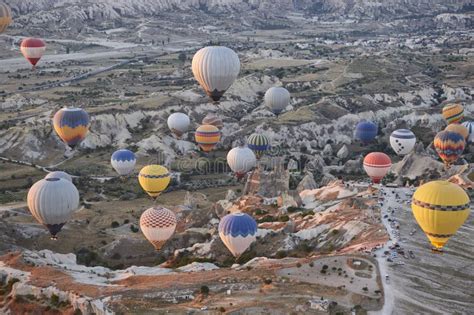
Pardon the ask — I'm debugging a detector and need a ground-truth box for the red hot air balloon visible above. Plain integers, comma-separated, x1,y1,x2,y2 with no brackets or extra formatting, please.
20,38,46,68
363,152,392,184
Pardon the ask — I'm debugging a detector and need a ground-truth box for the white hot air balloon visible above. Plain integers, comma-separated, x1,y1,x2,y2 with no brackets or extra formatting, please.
45,171,73,182
27,178,80,239
219,213,257,258
227,146,257,180
264,87,290,115
111,149,136,176
389,129,416,155
192,46,240,102
140,206,177,250
167,112,190,138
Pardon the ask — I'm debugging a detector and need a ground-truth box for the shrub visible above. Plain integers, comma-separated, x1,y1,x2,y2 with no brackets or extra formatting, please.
309,262,314,267
263,278,272,285
279,215,290,222
275,250,287,259
296,262,302,268
200,285,209,295
50,294,60,307
130,225,139,233
111,221,119,228
362,286,368,292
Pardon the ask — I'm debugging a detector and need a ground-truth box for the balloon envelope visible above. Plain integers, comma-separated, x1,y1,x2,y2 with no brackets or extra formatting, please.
195,124,221,152
53,108,89,148
264,87,290,115
20,38,46,67
192,46,240,102
433,131,465,166
140,206,177,250
219,213,257,257
412,181,470,250
45,171,72,182
27,178,80,237
138,165,171,198
167,113,190,138
247,133,270,159
445,124,469,140
202,113,223,130
363,152,391,184
442,103,464,124
355,121,377,144
227,146,256,178
461,121,474,143
111,149,136,176
0,3,12,34
389,129,416,155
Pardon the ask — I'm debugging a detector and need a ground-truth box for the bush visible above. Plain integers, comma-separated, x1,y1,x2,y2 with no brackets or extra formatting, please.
50,294,60,307
296,262,302,268
275,250,287,259
111,221,120,228
278,215,290,222
263,278,272,285
200,285,209,295
309,262,314,267
130,225,139,233
362,286,368,292
218,307,226,313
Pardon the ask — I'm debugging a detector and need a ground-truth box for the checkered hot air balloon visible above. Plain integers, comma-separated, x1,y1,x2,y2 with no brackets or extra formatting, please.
363,152,391,184
247,133,270,159
433,131,465,166
389,129,416,155
53,108,90,149
219,213,257,258
140,206,177,250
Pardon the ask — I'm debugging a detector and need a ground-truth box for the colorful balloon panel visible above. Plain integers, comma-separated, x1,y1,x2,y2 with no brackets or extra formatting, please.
0,3,12,34
53,108,90,148
363,152,391,184
195,124,221,152
140,207,177,250
442,103,464,124
138,165,171,198
411,181,470,250
355,121,377,144
218,213,257,257
247,133,270,159
433,131,465,166
445,124,469,140
20,37,46,67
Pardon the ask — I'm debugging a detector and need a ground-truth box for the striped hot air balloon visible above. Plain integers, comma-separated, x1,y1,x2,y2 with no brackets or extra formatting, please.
389,129,416,155
363,152,391,184
355,121,377,145
218,212,257,258
27,178,80,239
227,146,256,179
0,3,12,34
442,103,464,124
111,149,136,176
45,171,72,182
195,124,221,152
192,46,240,102
445,123,469,140
247,133,270,159
265,87,290,115
20,38,46,68
140,206,177,250
138,165,171,198
202,113,223,130
53,108,90,149
433,131,465,166
167,112,190,139
412,181,470,251
462,121,474,143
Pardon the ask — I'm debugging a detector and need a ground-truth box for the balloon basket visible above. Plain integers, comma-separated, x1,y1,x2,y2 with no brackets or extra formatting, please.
50,235,58,241
431,247,443,254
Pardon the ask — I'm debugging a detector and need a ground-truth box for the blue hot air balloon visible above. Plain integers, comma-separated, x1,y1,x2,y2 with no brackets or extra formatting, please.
355,121,377,144
111,149,136,176
218,213,257,257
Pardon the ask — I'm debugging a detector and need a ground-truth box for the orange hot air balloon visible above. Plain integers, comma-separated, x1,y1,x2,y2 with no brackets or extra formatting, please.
442,103,464,124
195,124,221,152
363,152,392,184
433,131,465,166
445,124,469,140
20,38,46,68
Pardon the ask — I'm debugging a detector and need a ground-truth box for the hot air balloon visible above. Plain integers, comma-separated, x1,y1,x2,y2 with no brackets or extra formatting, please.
20,38,46,68
264,87,290,115
0,3,12,34
247,133,270,159
53,108,90,149
355,121,377,145
389,129,416,155
195,124,221,152
192,46,240,102
445,124,469,140
363,152,391,184
138,165,171,199
167,113,190,138
442,103,464,124
227,146,257,180
27,178,80,239
45,171,72,182
218,213,257,258
412,181,470,251
202,113,223,130
433,131,465,166
140,206,177,250
462,121,474,143
111,149,136,176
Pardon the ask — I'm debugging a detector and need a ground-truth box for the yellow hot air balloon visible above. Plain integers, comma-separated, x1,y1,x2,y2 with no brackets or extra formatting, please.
0,3,12,34
138,165,171,198
411,181,470,251
442,103,464,124
195,124,221,152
